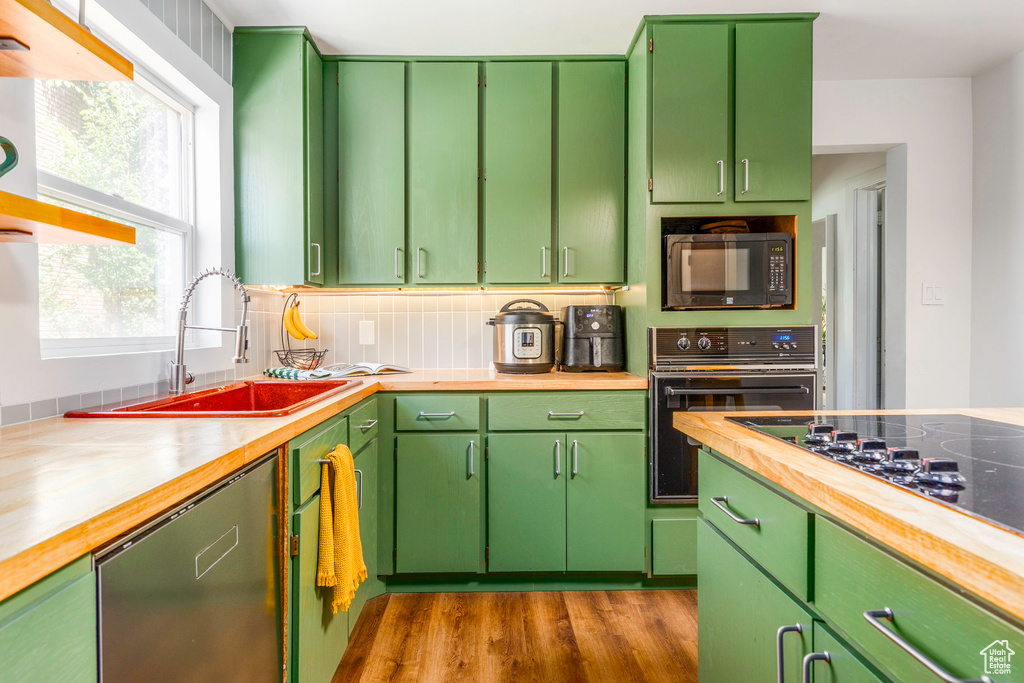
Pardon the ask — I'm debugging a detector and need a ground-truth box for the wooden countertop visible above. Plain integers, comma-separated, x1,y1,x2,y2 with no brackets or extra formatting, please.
0,369,645,601
674,409,1024,622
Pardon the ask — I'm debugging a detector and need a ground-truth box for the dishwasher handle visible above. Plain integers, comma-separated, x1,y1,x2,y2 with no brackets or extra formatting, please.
664,386,810,397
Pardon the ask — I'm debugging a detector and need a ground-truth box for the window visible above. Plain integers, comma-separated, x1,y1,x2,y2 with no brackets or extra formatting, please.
35,70,195,356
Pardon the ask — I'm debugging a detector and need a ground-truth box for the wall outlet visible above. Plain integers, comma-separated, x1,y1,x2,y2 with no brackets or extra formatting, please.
922,282,945,306
359,320,375,345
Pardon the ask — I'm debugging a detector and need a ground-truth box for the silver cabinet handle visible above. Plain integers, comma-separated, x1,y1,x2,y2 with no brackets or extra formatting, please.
555,440,561,476
548,411,584,418
354,468,363,510
777,624,803,683
863,609,993,683
358,419,378,431
572,439,578,477
741,158,750,195
710,495,760,527
417,247,425,279
311,242,322,277
419,411,456,418
394,247,402,279
541,245,548,278
717,159,725,196
468,440,475,478
562,246,569,277
801,652,831,683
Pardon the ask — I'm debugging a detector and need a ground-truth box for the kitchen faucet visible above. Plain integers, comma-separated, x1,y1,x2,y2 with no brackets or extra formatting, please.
170,267,250,395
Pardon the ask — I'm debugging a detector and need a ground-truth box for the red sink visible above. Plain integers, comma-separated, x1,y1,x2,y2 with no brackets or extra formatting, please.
66,380,361,418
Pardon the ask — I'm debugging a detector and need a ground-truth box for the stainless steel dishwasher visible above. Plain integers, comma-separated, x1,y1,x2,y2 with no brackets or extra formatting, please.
96,453,281,682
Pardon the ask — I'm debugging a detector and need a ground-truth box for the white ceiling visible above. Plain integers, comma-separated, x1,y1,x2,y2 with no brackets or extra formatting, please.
209,0,1024,80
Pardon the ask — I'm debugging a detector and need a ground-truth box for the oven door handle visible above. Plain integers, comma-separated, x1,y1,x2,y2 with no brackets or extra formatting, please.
664,386,810,396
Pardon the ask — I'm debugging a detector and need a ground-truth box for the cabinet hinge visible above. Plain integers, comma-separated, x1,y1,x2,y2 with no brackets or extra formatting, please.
485,446,489,460
483,168,487,181
337,73,339,84
484,75,487,86
482,261,486,273
393,547,397,564
648,178,653,192
649,38,653,53
485,545,489,562
290,535,299,557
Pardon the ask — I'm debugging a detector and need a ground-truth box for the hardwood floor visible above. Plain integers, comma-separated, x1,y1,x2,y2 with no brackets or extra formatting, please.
333,590,698,683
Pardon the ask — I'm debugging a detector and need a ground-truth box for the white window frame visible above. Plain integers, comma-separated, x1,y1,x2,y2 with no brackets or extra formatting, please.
36,67,199,358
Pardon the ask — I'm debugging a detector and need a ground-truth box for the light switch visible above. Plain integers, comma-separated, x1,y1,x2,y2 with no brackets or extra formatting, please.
922,282,945,306
359,320,375,345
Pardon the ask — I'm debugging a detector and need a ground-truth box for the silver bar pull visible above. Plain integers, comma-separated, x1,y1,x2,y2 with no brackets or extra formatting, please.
354,469,363,510
358,419,379,431
562,246,569,277
710,495,760,527
777,624,803,683
863,609,993,683
394,247,402,279
418,411,456,418
801,652,831,683
417,247,425,278
468,440,475,478
317,459,331,464
555,440,561,476
572,439,578,477
741,158,750,195
717,159,725,196
548,411,585,418
541,246,548,278
311,242,322,277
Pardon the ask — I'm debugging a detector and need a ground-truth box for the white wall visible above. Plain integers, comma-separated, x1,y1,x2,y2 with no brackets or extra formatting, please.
813,78,974,408
971,49,1024,407
812,153,887,223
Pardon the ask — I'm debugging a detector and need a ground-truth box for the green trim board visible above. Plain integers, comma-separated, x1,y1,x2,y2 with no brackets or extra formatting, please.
324,55,626,63
385,574,695,593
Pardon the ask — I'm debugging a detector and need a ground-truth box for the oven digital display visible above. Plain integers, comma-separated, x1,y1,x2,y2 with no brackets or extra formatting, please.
770,245,785,253
772,334,793,342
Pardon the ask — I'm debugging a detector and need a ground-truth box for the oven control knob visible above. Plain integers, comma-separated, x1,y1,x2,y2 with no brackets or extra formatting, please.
697,337,712,351
914,459,967,489
676,337,690,351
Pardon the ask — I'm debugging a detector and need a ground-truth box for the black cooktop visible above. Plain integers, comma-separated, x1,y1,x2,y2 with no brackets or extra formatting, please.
728,414,1024,536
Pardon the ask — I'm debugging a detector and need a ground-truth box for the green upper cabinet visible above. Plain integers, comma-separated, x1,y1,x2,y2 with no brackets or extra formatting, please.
484,62,553,284
408,62,480,284
337,62,406,284
733,21,812,202
651,23,730,203
234,29,324,286
557,61,626,284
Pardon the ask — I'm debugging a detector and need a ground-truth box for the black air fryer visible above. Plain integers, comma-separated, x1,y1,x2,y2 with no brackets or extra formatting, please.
560,305,624,372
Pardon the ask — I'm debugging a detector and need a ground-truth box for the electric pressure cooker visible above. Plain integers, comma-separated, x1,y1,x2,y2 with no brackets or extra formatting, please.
487,299,559,374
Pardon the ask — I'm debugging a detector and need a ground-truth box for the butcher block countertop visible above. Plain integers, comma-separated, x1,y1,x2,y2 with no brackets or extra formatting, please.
675,408,1024,623
0,369,645,602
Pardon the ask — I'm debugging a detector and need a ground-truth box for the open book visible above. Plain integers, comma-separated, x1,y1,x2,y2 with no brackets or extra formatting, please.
319,362,412,377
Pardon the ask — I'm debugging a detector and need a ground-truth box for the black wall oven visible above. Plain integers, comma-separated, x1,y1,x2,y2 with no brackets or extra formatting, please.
649,326,817,503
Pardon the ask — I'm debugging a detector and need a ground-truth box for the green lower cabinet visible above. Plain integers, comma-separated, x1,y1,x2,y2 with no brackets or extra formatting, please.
348,438,380,635
698,519,813,683
651,518,698,575
487,433,568,572
0,562,96,683
808,622,887,683
566,432,645,571
292,495,349,683
396,434,483,573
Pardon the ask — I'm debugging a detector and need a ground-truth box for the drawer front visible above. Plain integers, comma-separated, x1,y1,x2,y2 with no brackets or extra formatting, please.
810,622,886,683
487,391,645,431
348,398,379,454
815,517,1023,683
698,449,811,600
394,395,480,431
651,518,698,576
293,413,349,506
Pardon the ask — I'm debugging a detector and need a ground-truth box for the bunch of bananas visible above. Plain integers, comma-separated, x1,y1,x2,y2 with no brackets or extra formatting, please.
284,301,318,341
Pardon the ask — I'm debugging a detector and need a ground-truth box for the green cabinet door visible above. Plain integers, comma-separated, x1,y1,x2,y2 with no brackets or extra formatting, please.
484,62,553,284
408,62,480,284
304,39,325,285
292,494,349,683
698,520,813,683
557,61,626,284
348,439,380,635
396,434,483,573
651,23,730,203
0,570,96,683
487,433,567,572
809,622,887,683
734,21,812,202
337,62,406,284
565,432,644,571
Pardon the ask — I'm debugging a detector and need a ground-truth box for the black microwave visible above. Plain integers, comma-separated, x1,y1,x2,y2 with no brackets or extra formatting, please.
663,233,793,309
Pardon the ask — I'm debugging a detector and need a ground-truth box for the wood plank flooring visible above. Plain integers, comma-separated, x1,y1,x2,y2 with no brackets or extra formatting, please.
333,590,698,683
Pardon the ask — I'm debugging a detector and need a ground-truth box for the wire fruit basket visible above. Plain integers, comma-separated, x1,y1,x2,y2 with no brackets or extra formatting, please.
274,293,328,370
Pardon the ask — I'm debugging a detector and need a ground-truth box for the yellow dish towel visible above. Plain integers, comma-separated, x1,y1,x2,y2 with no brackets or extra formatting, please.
315,444,367,614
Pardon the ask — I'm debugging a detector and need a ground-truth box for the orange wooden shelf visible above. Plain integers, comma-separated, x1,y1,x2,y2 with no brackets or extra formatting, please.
0,0,133,81
0,191,135,245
